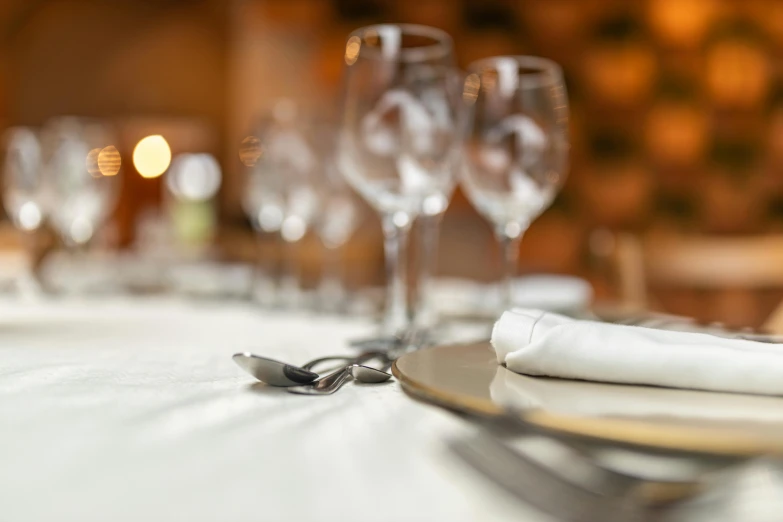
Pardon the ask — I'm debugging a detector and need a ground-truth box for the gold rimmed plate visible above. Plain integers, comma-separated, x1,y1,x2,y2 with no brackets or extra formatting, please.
393,342,783,457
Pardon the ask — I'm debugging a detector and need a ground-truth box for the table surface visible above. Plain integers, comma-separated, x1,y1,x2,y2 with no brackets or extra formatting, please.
1,297,781,522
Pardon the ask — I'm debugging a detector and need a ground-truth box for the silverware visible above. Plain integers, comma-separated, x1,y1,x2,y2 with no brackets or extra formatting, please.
450,430,647,522
287,364,392,395
232,352,383,387
351,364,393,383
449,412,743,521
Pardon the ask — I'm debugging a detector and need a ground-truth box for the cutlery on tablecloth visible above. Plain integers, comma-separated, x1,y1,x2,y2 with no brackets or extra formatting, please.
287,364,392,395
232,351,385,387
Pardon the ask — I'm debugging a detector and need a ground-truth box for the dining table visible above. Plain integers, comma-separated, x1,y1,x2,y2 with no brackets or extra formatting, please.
1,296,781,522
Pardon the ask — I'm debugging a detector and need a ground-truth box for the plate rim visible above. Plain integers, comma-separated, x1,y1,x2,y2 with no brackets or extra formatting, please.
393,342,783,457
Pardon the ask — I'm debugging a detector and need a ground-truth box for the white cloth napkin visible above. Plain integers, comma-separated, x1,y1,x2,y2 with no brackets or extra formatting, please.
492,308,783,396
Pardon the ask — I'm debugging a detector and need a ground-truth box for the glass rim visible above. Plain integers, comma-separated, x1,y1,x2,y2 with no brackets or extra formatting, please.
347,23,454,64
3,126,39,142
466,55,564,89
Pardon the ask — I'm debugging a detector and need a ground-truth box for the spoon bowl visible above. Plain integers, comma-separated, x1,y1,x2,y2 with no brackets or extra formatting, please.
232,353,318,387
351,364,392,383
287,364,393,395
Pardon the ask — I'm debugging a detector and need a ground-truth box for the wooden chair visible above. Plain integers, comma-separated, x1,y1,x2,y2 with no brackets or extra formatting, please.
604,232,783,332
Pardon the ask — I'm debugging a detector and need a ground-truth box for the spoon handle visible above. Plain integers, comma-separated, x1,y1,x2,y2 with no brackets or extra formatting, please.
301,351,386,372
287,367,353,395
301,356,353,372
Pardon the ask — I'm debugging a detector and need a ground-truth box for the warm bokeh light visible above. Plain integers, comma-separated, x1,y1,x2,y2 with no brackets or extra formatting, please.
239,136,262,166
86,148,102,177
97,145,121,176
646,103,707,165
344,35,361,65
583,44,657,105
480,70,497,92
648,0,717,47
706,40,770,108
133,135,171,178
463,73,480,103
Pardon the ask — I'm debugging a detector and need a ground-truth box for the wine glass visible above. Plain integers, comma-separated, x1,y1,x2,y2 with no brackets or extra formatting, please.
243,116,287,306
243,101,318,308
307,118,362,312
2,127,47,294
45,117,122,249
3,127,45,230
338,24,460,335
461,56,569,311
40,117,122,294
410,68,465,332
24,118,123,294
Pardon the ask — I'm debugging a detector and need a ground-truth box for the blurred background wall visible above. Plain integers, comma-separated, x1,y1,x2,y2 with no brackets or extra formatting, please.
2,0,783,326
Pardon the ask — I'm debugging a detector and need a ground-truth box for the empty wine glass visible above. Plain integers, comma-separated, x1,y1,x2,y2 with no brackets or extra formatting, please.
338,24,460,335
41,117,122,293
411,68,465,332
461,56,569,311
45,117,122,248
243,121,286,306
2,127,47,294
242,128,285,236
3,127,45,230
307,119,362,312
243,101,318,308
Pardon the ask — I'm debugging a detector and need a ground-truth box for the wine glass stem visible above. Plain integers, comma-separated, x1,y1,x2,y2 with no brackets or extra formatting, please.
20,230,43,297
496,227,524,311
280,238,301,308
381,212,412,335
414,213,443,329
252,232,274,305
319,244,345,311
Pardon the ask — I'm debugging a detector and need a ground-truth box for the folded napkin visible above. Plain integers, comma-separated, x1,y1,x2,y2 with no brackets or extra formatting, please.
492,309,783,396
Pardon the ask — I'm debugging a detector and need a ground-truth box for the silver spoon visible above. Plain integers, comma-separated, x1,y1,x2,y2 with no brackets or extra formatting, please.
351,364,393,383
287,364,392,395
232,352,384,387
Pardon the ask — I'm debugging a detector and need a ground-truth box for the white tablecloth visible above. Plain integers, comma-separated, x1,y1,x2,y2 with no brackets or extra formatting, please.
1,297,780,522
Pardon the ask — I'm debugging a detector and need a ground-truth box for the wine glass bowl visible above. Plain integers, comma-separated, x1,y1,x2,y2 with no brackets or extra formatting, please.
243,102,316,239
2,127,46,233
308,120,361,251
339,50,459,217
461,56,570,309
44,117,122,247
